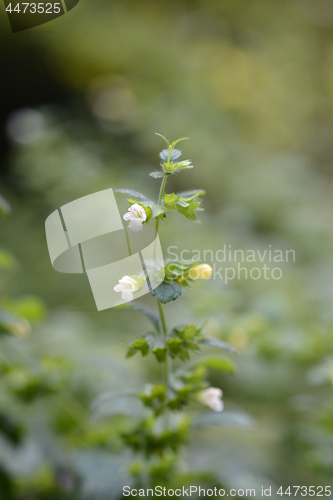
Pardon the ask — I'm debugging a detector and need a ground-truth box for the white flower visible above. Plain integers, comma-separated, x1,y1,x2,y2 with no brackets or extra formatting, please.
114,275,143,302
123,204,147,232
196,387,224,412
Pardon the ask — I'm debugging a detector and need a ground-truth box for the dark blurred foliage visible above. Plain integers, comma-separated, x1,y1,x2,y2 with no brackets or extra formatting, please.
1,0,333,498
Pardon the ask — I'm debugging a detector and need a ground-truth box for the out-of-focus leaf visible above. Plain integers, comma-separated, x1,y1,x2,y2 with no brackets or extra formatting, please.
192,410,256,429
192,356,235,374
0,311,31,337
1,296,46,323
115,303,160,332
0,249,16,272
0,413,24,446
200,338,238,354
74,450,133,500
0,195,11,216
115,189,150,202
90,391,146,420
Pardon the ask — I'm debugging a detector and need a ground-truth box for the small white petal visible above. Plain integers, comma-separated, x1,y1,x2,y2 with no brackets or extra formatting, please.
122,290,133,301
129,222,143,232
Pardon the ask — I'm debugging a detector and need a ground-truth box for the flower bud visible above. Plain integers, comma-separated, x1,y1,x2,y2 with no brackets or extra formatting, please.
188,264,212,280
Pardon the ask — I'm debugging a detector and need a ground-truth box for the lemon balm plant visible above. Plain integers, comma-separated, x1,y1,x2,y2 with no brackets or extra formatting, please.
93,135,238,488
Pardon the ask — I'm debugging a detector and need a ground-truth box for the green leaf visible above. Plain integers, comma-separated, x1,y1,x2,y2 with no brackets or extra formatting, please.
200,338,238,354
0,195,11,216
132,338,150,357
0,311,30,337
176,189,206,199
151,385,166,402
90,391,146,419
199,356,235,374
191,410,255,429
115,303,160,332
174,325,201,341
163,193,180,210
176,201,202,222
151,281,182,304
171,137,189,148
155,133,170,147
115,189,150,202
152,204,165,219
149,171,170,179
0,250,16,272
152,347,167,363
167,337,184,356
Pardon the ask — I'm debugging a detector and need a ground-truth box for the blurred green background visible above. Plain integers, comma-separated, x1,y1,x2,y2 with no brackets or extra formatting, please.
1,0,333,498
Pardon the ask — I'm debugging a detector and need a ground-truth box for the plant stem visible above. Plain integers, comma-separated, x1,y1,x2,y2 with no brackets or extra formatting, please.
154,152,172,427
158,176,167,206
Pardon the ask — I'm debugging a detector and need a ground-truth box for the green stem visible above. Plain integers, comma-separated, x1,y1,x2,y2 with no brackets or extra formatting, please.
154,154,172,427
158,176,167,206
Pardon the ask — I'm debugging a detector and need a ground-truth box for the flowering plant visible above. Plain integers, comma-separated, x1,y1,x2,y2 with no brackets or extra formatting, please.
93,134,240,487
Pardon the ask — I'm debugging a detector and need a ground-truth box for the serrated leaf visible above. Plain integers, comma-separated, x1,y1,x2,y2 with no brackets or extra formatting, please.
163,193,180,210
155,133,170,147
191,410,255,429
0,195,11,216
171,137,189,148
151,281,182,304
200,338,238,354
176,201,202,222
115,189,150,202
